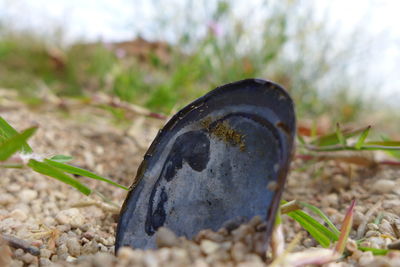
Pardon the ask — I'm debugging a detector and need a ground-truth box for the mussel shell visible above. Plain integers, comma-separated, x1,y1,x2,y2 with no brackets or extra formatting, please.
116,79,296,250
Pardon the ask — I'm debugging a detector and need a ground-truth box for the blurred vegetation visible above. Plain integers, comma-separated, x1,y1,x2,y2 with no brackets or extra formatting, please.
0,0,373,121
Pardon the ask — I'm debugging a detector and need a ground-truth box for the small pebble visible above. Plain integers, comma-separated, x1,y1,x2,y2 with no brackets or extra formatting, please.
156,227,180,248
367,223,379,231
200,240,220,255
66,238,81,257
0,193,15,205
7,184,21,193
19,189,38,202
353,210,364,227
372,179,395,194
55,208,85,228
117,247,135,260
365,230,379,238
39,258,52,266
331,175,349,189
81,240,100,254
21,253,36,264
10,209,27,222
66,255,77,262
379,219,395,236
40,248,52,259
368,237,385,249
325,193,339,206
358,251,374,265
92,252,114,266
231,242,247,262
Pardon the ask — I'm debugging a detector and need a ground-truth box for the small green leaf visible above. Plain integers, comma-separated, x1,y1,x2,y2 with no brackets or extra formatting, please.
27,159,91,195
336,123,346,146
0,117,33,153
355,126,371,150
49,155,74,163
0,127,37,161
44,159,129,191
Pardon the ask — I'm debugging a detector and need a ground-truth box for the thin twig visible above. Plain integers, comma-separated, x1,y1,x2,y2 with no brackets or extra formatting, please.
296,154,400,167
295,153,375,167
91,93,167,120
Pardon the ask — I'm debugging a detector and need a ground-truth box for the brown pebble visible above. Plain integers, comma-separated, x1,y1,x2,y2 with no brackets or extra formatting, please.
40,248,52,259
200,239,220,255
66,238,81,257
232,224,253,242
21,253,36,264
156,227,180,248
231,242,247,262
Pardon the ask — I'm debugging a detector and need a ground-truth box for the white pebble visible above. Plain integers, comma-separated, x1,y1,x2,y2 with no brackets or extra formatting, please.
372,179,396,193
326,193,338,206
0,193,15,205
200,240,220,255
19,189,37,202
10,209,27,222
66,255,77,262
358,251,374,265
55,208,85,228
117,247,135,260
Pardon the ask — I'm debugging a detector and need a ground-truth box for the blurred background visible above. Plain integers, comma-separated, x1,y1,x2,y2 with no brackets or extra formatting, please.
0,0,399,127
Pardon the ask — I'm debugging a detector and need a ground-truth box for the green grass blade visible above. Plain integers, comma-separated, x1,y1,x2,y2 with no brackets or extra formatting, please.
27,159,91,195
336,123,346,146
311,126,369,147
287,211,331,247
365,141,400,146
300,201,341,237
49,155,74,163
355,126,371,150
0,127,37,161
0,117,33,153
297,133,306,145
358,246,389,256
379,137,400,159
44,159,129,191
289,209,339,242
334,200,355,255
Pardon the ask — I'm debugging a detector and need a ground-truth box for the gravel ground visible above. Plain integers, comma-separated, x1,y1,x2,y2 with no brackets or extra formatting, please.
1,99,400,266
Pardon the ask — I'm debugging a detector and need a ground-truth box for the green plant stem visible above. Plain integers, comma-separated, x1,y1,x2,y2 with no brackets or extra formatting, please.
305,144,400,152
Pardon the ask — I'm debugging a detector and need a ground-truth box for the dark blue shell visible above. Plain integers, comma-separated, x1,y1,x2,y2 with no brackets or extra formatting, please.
116,79,296,250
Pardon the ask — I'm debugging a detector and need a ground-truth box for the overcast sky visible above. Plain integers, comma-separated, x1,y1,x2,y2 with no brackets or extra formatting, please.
1,0,399,102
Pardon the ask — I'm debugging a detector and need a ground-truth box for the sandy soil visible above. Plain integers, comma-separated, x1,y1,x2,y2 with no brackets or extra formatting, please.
1,98,400,267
